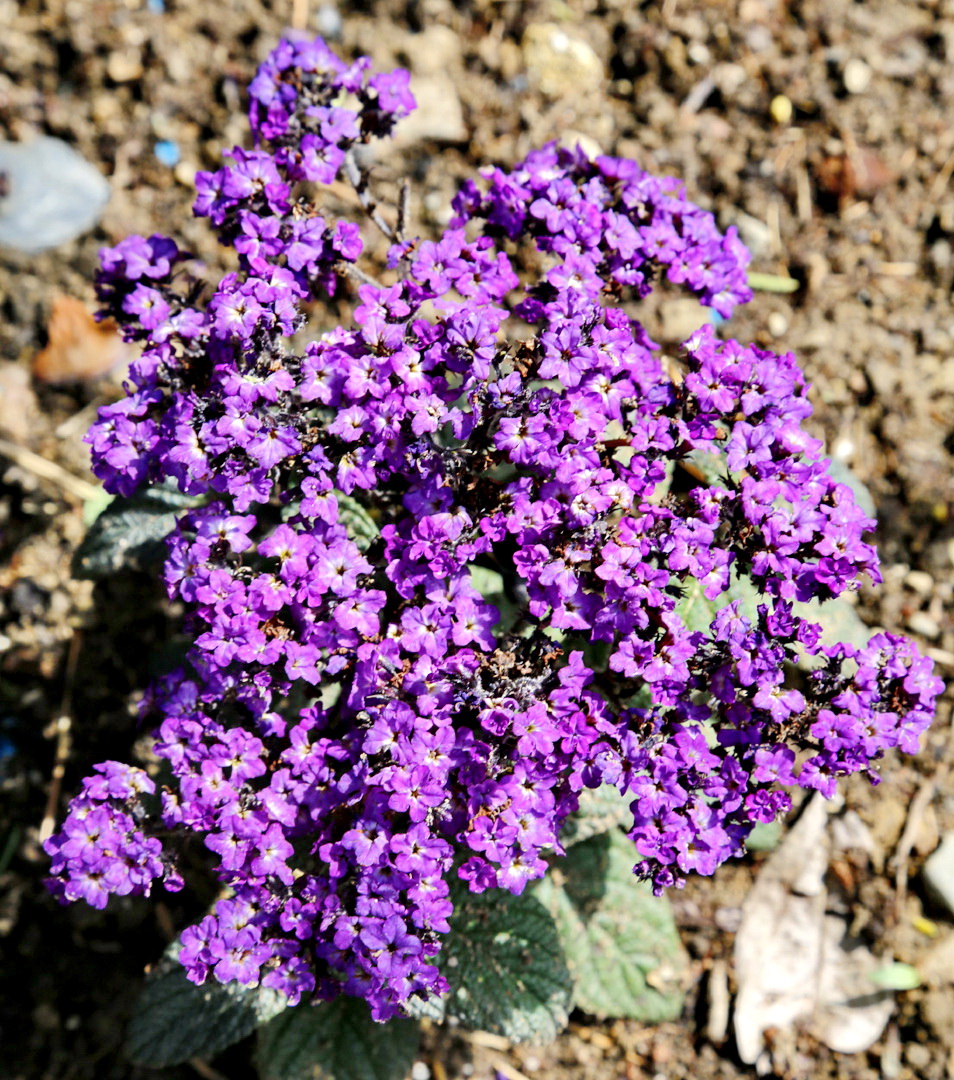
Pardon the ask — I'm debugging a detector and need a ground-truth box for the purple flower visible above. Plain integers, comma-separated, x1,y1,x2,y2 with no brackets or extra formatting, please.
48,30,942,1021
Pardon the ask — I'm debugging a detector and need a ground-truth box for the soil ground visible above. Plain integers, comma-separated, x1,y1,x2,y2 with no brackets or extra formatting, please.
1,1,954,1078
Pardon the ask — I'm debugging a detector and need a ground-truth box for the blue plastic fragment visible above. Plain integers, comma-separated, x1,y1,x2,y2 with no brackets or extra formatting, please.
707,308,727,326
147,0,165,12
154,140,181,167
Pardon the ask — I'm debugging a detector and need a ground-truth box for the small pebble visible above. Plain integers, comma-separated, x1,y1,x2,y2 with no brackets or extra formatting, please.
174,161,197,187
770,94,793,124
411,1063,430,1080
107,49,144,83
907,611,940,639
314,4,343,40
658,297,709,341
904,570,934,597
905,1043,932,1070
832,437,855,461
558,131,602,160
523,23,603,98
0,137,110,253
843,58,872,95
767,311,789,337
714,905,743,932
730,211,773,258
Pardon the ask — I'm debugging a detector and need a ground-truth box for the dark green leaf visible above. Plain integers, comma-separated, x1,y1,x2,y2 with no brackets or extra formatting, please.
439,881,572,1042
469,565,504,600
534,831,688,1022
681,448,730,487
127,954,288,1067
676,572,759,636
670,448,875,654
257,996,418,1080
74,481,200,579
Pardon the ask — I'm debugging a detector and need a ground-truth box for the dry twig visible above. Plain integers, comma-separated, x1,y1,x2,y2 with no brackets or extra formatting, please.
0,436,99,502
889,765,948,902
39,630,82,844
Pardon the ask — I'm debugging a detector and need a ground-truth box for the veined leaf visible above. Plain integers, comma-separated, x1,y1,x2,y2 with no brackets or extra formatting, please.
257,996,418,1080
127,953,288,1067
74,481,200,579
439,881,573,1043
534,831,688,1022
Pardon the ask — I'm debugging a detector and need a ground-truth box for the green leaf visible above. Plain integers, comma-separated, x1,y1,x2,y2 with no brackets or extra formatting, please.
127,955,288,1067
561,783,633,847
439,881,573,1042
826,457,876,521
82,485,114,527
469,564,525,637
745,819,783,852
469,565,505,600
676,573,752,636
401,991,446,1023
669,449,875,655
257,996,419,1080
747,271,799,293
677,572,872,656
534,831,688,1022
680,448,730,487
336,493,380,552
867,963,921,991
74,481,200,579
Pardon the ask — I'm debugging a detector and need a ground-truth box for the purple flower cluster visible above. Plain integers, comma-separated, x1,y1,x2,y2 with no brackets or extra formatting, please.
45,762,177,909
48,35,942,1022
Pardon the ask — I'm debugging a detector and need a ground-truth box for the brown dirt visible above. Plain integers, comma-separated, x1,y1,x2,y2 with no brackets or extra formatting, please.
1,1,953,1078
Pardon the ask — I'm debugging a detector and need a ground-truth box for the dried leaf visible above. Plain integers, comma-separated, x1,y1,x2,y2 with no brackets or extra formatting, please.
33,296,132,384
733,796,829,1065
815,147,894,202
808,916,894,1054
733,796,895,1066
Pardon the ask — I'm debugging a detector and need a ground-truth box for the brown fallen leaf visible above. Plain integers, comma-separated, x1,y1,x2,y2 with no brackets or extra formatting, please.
33,295,132,383
814,146,895,203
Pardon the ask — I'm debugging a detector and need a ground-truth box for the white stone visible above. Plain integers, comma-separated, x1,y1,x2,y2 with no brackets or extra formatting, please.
843,58,872,95
924,834,954,918
0,137,110,253
522,23,603,99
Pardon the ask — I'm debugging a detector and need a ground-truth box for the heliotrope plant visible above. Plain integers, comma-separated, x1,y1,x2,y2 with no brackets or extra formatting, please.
48,32,942,1072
